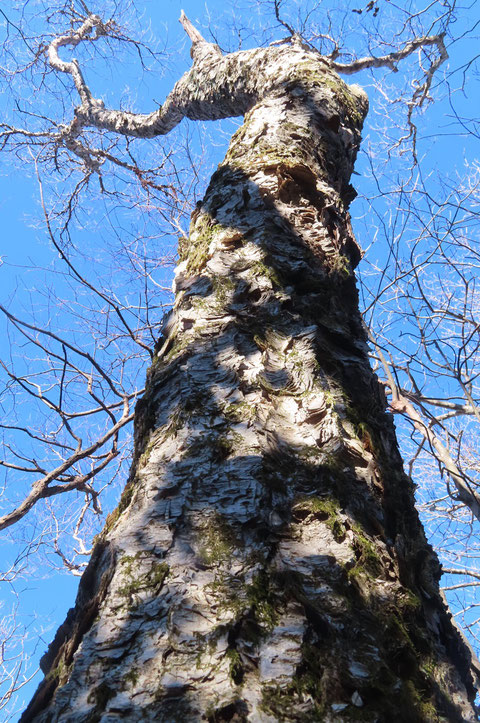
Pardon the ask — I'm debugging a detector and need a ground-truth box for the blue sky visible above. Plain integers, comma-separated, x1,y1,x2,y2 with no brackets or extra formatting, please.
1,0,479,718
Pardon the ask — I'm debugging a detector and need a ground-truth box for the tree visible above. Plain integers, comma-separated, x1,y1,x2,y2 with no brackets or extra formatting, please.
1,1,479,720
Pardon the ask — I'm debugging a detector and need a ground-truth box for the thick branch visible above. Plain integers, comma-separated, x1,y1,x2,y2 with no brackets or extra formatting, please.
48,13,105,105
16,11,438,175
3,13,448,174
46,12,356,145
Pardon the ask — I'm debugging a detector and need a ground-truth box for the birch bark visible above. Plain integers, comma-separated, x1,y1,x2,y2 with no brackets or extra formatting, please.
22,30,478,723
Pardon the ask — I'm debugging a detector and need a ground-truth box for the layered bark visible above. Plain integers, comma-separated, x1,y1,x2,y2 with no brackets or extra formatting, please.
23,40,477,723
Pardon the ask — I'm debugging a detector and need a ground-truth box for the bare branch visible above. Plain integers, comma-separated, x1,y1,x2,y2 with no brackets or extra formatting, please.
367,323,480,522
332,34,447,76
0,402,133,532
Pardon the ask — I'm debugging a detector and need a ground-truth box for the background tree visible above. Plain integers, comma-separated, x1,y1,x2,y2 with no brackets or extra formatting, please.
0,0,479,718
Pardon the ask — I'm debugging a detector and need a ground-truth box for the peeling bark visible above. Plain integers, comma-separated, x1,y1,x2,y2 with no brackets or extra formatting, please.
23,39,478,723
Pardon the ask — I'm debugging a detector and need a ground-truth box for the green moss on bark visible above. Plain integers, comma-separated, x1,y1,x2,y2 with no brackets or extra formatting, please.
118,553,169,605
197,512,239,565
186,215,223,273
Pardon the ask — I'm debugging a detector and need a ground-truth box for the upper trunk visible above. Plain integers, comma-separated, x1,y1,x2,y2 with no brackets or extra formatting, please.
22,43,477,722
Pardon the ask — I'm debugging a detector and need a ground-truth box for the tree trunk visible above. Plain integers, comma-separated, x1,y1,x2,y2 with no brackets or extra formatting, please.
22,44,477,722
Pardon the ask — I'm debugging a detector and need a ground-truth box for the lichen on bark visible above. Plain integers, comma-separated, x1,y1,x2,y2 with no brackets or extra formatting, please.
22,29,478,723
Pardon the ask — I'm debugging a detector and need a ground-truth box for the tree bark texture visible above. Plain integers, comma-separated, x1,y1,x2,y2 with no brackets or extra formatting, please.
22,43,478,722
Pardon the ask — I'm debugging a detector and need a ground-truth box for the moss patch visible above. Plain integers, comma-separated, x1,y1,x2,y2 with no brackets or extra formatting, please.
346,523,383,580
226,648,243,685
186,215,223,273
46,656,72,686
197,512,239,566
222,400,256,424
123,668,139,688
118,552,169,605
212,274,236,309
293,495,346,542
